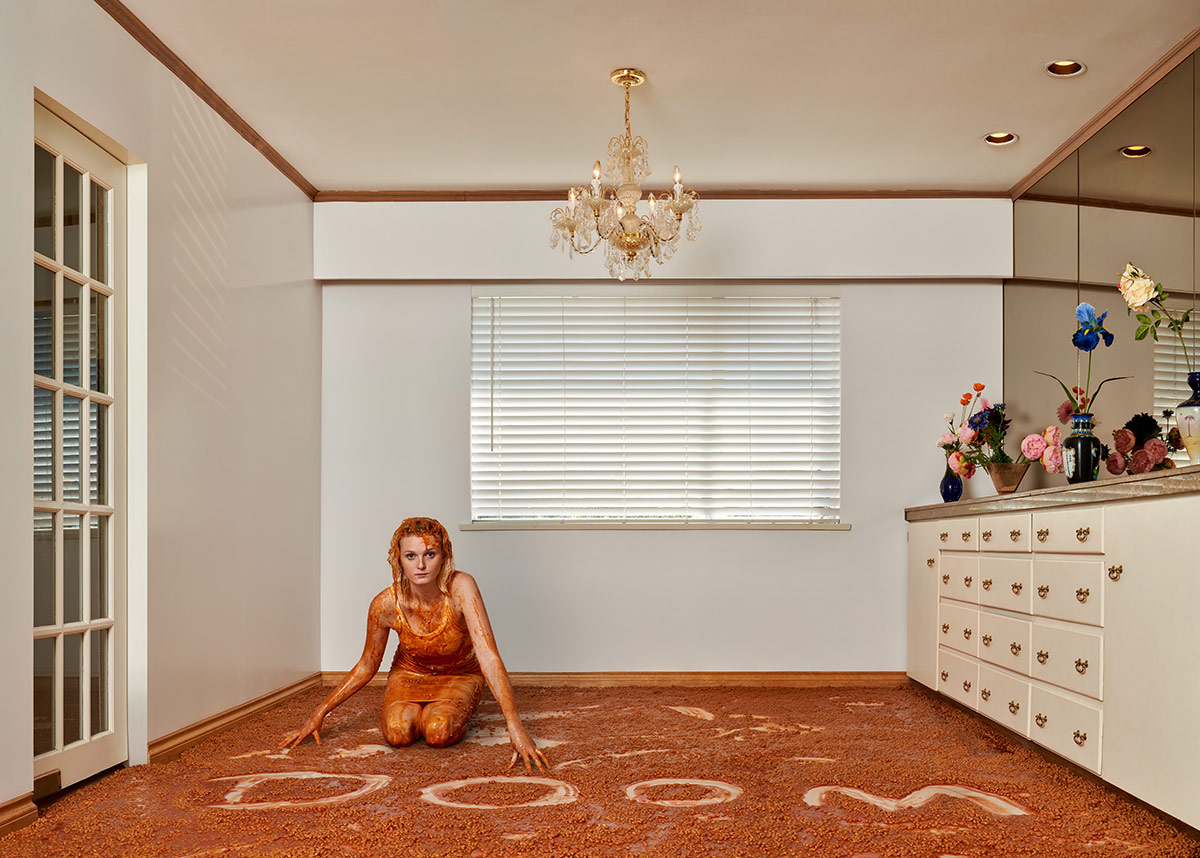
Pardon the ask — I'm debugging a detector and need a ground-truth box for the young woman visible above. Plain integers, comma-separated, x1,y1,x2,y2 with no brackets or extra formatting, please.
281,517,548,773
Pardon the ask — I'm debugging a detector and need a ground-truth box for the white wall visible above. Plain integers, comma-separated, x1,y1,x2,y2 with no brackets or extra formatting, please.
0,0,322,806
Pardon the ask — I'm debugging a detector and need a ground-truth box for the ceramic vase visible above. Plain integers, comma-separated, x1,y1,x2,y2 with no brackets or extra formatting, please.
985,461,1030,494
939,462,963,502
1063,413,1102,483
1175,372,1200,464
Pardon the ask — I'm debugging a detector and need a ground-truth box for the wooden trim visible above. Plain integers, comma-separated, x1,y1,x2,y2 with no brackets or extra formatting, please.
1020,193,1196,219
1009,25,1200,200
92,0,318,200
0,793,38,837
314,188,1010,203
321,670,908,688
147,673,322,763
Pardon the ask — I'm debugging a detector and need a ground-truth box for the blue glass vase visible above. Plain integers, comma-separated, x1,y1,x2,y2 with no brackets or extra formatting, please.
1063,413,1102,484
939,461,964,502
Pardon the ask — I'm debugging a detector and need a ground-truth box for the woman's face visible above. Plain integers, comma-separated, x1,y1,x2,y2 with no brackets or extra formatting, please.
397,534,445,590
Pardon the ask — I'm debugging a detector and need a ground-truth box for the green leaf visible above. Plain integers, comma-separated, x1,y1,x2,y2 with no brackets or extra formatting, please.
1150,327,1160,341
1136,314,1153,325
1087,375,1132,413
1034,371,1076,408
1182,310,1191,324
1152,309,1163,320
1135,326,1150,340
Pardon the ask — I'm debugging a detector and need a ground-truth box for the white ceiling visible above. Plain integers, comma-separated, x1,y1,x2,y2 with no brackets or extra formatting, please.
116,0,1200,195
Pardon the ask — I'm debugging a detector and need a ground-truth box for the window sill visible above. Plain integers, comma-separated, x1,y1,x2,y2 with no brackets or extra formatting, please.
460,520,851,532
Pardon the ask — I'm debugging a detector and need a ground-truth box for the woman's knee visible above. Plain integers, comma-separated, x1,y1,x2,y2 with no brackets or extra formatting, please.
422,706,467,748
381,704,421,747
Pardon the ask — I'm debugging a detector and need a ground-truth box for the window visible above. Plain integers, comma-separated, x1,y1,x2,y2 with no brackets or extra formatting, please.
469,292,841,523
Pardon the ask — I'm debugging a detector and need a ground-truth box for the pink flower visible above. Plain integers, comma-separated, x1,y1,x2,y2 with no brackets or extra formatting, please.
1112,428,1135,455
1129,449,1154,474
1056,400,1074,425
1144,437,1168,464
979,397,991,412
948,451,973,478
938,432,957,449
1106,452,1127,475
1021,433,1047,461
1042,445,1064,474
957,423,977,444
1042,426,1061,447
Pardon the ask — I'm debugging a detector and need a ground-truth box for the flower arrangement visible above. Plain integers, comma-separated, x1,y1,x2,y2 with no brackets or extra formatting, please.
937,384,1028,473
1105,412,1182,475
1019,426,1065,474
938,384,984,479
1118,264,1192,373
1037,302,1128,422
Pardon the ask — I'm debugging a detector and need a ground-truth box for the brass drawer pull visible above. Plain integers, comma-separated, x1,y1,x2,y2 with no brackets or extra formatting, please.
1011,582,1023,595
982,530,992,541
1036,528,1049,543
964,576,973,587
1038,585,1050,599
940,532,948,542
982,578,993,590
1075,658,1088,674
940,670,949,681
1076,587,1090,603
1074,730,1087,746
1037,650,1049,665
1010,529,1021,541
1076,527,1090,542
941,623,949,634
1035,713,1047,728
1008,700,1020,715
927,558,935,567
982,634,992,647
942,574,950,585
1108,564,1122,581
962,680,971,693
1010,642,1022,656
962,531,971,542
980,688,991,701
963,628,972,640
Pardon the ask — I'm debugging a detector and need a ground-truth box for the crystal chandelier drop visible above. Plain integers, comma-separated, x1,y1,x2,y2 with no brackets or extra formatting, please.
550,69,701,281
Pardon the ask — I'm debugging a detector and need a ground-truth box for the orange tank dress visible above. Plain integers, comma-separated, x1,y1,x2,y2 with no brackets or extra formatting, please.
388,581,484,711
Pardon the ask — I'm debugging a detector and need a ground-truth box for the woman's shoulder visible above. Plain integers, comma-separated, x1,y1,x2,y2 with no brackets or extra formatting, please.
369,585,398,612
449,570,478,594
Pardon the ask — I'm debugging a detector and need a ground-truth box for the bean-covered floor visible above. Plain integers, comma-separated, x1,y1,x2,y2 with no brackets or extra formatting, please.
4,684,1198,857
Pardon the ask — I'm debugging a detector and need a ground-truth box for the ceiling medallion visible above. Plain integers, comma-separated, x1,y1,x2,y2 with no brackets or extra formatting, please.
550,69,700,281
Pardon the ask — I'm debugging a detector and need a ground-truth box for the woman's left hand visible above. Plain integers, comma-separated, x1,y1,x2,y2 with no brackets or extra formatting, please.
506,724,549,773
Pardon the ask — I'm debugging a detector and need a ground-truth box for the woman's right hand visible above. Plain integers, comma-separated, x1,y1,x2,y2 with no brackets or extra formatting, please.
279,711,325,750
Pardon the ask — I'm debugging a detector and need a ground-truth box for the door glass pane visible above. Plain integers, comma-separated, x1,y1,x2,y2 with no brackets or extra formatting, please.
63,163,82,272
34,264,54,379
63,633,83,746
33,637,55,755
34,386,55,500
90,181,108,285
90,628,108,735
90,401,107,504
63,395,82,502
90,515,108,620
63,279,82,386
34,145,55,258
90,290,107,392
63,514,83,624
34,511,56,627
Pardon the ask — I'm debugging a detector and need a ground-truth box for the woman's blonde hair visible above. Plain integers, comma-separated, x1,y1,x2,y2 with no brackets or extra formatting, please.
387,517,455,598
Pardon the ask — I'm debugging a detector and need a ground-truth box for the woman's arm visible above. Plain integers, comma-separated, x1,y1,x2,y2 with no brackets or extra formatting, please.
280,588,392,749
454,573,548,773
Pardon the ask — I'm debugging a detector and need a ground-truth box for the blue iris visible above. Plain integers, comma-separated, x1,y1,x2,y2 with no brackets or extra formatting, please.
967,409,990,431
1072,302,1115,352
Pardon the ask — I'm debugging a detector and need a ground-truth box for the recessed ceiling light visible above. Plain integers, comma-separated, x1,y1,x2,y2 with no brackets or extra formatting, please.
1120,145,1152,158
984,132,1018,146
1045,60,1086,77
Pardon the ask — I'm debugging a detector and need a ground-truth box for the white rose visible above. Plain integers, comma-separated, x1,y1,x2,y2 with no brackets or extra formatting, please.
1118,272,1156,310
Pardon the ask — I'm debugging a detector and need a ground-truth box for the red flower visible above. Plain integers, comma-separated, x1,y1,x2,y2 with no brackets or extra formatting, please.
973,383,985,392
1106,452,1127,475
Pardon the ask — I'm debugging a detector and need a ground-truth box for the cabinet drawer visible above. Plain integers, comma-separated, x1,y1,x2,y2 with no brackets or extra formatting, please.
1032,508,1104,554
978,556,1033,613
938,602,979,657
1030,622,1103,701
1031,558,1104,626
1030,685,1102,773
979,513,1032,553
978,665,1031,737
978,611,1032,674
940,554,979,604
938,649,979,710
937,519,979,551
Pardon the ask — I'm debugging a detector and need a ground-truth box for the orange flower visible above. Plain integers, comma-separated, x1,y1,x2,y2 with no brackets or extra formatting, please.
973,383,985,392
960,395,971,405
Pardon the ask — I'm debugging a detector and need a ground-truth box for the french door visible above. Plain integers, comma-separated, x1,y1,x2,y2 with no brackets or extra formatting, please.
33,103,128,787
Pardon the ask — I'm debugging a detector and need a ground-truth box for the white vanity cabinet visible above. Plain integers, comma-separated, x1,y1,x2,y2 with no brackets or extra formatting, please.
906,469,1200,831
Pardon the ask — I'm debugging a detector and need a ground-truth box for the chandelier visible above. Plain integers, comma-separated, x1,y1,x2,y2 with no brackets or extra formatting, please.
550,69,701,281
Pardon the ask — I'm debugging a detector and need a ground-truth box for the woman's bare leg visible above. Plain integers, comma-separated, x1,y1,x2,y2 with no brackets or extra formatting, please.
381,700,422,746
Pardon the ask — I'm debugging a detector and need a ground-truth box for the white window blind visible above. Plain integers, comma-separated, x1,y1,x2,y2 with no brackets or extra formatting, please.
469,295,841,522
1152,300,1198,417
